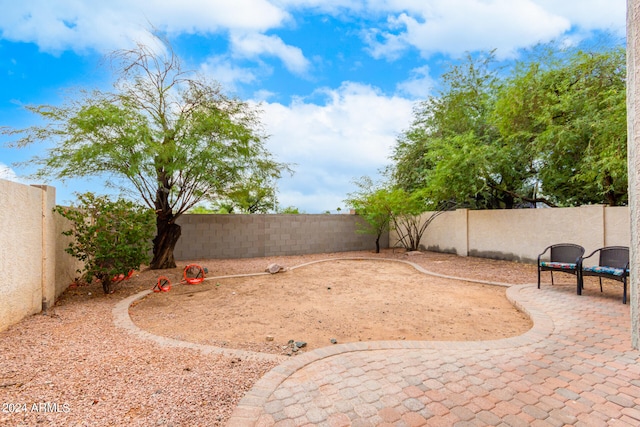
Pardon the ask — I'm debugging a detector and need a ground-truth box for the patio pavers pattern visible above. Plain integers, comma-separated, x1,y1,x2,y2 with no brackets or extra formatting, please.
227,280,640,426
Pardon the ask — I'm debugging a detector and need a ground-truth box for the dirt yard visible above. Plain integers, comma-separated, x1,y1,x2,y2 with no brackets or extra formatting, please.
129,256,533,355
3,250,623,427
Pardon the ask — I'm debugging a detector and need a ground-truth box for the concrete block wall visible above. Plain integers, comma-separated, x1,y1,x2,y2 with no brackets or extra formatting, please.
174,214,386,260
417,209,469,255
0,180,82,332
391,205,631,264
54,213,85,299
0,180,47,332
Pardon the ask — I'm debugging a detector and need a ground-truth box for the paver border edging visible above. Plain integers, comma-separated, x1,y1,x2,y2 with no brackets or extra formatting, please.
226,258,554,426
110,257,554,426
112,290,287,363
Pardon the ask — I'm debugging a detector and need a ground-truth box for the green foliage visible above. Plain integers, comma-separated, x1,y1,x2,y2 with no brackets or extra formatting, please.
278,206,301,214
387,188,454,251
187,205,217,214
211,174,279,213
496,46,627,206
346,177,454,252
3,37,289,268
55,192,155,294
391,52,517,209
345,177,393,253
391,42,627,208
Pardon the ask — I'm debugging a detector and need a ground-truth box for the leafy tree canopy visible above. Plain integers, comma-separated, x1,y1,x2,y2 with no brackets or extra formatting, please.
3,37,290,268
346,176,455,252
278,206,302,214
345,176,394,253
390,41,627,208
210,173,279,214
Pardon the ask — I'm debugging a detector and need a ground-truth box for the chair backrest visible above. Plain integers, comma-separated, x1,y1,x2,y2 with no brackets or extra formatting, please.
550,244,585,263
599,246,629,269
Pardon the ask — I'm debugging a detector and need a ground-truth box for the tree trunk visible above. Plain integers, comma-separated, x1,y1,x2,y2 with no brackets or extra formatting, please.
98,274,114,294
603,174,617,206
375,234,381,253
151,169,181,269
150,216,181,269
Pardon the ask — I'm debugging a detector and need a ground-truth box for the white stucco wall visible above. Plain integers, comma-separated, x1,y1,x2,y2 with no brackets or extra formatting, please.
469,205,606,263
627,0,640,348
0,179,46,330
391,205,630,265
604,206,631,247
414,209,469,256
0,181,80,331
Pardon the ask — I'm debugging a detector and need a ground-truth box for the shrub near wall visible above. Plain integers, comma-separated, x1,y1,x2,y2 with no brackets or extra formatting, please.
174,213,388,260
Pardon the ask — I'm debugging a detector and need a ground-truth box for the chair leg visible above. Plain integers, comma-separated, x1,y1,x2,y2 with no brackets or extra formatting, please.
599,278,603,292
551,271,554,286
623,278,627,304
537,267,541,289
577,271,582,295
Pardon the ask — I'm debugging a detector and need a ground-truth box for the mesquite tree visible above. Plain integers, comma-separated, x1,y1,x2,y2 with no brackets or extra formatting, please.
391,43,626,209
345,176,393,253
3,39,287,269
346,177,455,252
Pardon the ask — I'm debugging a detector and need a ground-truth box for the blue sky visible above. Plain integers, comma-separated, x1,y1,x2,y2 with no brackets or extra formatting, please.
0,0,627,213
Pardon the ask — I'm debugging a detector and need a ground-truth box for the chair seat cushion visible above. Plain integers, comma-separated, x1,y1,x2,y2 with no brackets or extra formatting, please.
582,266,628,276
540,261,576,270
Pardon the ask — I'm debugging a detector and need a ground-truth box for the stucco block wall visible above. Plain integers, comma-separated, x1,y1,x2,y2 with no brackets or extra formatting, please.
468,205,606,263
604,206,631,247
174,214,386,260
54,213,85,299
390,206,631,264
417,209,469,255
0,180,81,332
1,180,48,331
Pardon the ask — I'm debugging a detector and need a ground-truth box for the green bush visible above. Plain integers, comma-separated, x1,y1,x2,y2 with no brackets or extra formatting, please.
55,192,155,294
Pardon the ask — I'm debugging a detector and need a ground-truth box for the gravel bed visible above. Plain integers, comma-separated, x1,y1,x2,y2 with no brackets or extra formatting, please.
0,249,537,426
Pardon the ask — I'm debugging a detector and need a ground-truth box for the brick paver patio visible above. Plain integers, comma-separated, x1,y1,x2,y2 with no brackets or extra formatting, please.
224,269,640,426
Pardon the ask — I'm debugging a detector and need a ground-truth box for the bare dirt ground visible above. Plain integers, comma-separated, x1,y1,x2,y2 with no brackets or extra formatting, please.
129,251,534,355
2,249,618,426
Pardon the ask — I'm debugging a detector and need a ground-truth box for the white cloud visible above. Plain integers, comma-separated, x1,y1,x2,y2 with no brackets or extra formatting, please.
252,89,277,102
260,82,414,212
0,163,23,183
263,82,413,168
1,1,624,72
276,188,348,213
230,32,311,75
366,0,573,60
0,1,311,91
535,0,626,34
277,0,625,39
199,55,262,94
0,0,289,53
276,1,626,61
396,65,436,99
